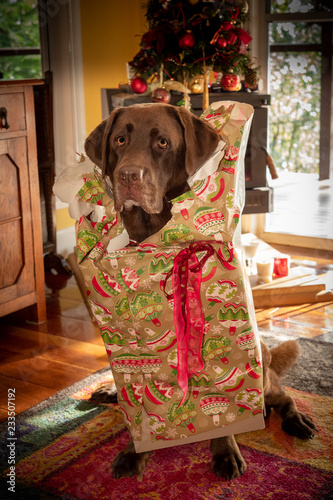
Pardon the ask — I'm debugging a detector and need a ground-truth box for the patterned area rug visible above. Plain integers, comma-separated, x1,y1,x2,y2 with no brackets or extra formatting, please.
0,335,332,500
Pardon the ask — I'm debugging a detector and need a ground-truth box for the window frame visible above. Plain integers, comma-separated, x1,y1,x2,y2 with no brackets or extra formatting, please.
265,2,333,180
0,1,44,81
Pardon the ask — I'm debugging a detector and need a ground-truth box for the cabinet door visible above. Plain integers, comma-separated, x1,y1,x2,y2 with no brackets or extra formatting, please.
0,137,35,304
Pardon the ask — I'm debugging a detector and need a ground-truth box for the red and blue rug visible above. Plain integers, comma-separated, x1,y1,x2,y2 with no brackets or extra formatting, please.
1,334,332,499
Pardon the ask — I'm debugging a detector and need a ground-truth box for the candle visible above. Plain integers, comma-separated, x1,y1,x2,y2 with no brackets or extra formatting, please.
273,255,290,278
256,260,274,283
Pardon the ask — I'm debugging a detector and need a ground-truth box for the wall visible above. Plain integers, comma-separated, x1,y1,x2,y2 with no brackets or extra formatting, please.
80,0,146,135
55,0,146,242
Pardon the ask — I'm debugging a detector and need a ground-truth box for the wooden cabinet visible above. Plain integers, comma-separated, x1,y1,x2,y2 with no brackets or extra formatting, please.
0,82,46,323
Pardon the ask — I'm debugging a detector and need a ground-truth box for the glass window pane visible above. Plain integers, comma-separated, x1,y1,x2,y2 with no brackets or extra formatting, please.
269,0,331,14
269,22,322,44
0,0,40,48
269,51,321,174
0,0,41,79
1,54,42,80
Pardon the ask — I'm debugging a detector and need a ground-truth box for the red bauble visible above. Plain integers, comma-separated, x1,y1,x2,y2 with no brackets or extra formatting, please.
130,76,147,94
215,37,227,49
221,72,241,92
179,32,195,50
151,87,171,104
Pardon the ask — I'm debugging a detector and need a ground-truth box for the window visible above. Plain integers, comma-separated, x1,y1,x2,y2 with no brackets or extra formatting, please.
0,0,42,80
266,0,333,181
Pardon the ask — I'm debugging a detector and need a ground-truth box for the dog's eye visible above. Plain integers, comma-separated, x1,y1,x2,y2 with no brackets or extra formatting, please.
116,136,126,146
158,138,168,149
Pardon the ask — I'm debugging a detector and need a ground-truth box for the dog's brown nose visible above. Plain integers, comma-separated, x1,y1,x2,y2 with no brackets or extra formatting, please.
117,166,142,188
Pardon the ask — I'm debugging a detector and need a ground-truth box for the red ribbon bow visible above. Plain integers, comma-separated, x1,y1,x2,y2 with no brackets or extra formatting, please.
162,241,233,405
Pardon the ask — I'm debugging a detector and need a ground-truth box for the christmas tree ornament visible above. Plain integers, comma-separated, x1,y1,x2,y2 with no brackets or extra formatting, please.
129,1,254,93
223,22,233,31
130,76,148,94
233,28,252,45
179,31,195,50
237,0,249,14
152,87,172,103
228,32,237,45
164,79,191,94
244,67,259,90
191,80,202,93
215,37,227,49
221,71,241,92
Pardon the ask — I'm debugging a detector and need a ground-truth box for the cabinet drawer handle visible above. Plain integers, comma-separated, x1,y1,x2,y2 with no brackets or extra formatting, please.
0,107,10,130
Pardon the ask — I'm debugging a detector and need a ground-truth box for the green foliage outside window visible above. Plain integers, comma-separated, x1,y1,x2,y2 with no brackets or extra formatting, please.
269,19,322,174
269,0,332,15
269,49,321,174
0,0,42,80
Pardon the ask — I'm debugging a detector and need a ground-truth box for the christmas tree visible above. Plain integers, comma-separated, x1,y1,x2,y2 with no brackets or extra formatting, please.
129,0,256,85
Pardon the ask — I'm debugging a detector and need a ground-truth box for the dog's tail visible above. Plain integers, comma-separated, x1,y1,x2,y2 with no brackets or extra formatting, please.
269,340,300,376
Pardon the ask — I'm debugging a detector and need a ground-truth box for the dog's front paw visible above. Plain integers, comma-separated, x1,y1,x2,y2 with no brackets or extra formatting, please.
112,450,151,479
210,436,246,480
90,383,118,404
211,451,247,480
282,411,318,439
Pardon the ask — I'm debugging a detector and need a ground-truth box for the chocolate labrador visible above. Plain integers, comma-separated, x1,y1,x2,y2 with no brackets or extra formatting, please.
85,103,219,242
85,104,317,480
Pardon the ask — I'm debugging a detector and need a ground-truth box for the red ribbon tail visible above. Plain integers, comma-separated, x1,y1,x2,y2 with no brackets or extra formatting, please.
163,243,219,406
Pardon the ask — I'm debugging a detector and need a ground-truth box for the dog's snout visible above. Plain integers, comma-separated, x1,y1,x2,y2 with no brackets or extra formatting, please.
117,166,143,188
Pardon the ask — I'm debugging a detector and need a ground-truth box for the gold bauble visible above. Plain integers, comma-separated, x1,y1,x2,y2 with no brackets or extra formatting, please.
191,80,202,94
188,0,200,4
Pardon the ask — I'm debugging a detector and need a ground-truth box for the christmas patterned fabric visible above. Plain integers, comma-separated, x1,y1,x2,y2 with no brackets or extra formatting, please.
54,101,264,453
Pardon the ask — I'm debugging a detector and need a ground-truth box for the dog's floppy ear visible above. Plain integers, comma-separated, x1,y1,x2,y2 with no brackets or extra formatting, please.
175,107,220,176
84,108,122,176
84,120,106,170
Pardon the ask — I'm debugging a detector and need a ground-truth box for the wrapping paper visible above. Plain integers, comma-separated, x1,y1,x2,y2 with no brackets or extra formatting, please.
54,101,264,453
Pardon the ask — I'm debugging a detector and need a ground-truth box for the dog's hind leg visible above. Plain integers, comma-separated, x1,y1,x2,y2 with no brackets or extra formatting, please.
263,341,318,439
112,438,152,479
210,435,247,480
265,389,318,439
264,370,318,439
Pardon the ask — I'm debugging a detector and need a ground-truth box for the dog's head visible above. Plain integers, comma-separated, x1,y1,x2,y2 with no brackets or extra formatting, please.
84,103,219,215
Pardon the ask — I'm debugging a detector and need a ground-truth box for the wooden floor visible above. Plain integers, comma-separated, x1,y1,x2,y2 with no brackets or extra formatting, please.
0,247,332,423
